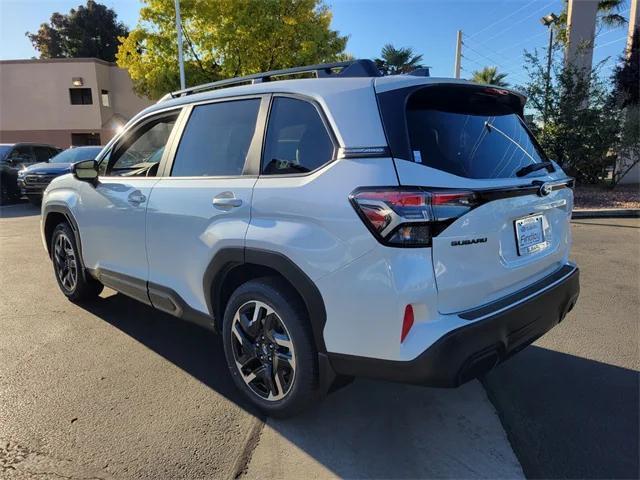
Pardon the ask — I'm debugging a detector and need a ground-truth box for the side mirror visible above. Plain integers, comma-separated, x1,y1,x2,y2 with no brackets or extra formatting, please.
72,159,99,183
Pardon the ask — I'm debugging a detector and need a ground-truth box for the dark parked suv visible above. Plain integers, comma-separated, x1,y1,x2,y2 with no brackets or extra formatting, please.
18,146,103,205
0,143,60,203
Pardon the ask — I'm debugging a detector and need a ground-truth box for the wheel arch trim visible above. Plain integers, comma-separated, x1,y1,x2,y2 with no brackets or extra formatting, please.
204,247,328,353
42,204,83,262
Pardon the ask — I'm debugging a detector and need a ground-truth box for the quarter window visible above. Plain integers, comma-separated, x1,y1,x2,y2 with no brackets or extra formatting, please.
171,99,260,177
104,114,178,177
262,97,334,175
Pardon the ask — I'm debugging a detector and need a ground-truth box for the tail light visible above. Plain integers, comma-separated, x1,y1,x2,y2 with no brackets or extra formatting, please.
349,187,478,247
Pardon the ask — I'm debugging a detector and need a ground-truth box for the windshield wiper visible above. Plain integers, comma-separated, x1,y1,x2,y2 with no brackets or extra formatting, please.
515,161,555,177
484,121,555,177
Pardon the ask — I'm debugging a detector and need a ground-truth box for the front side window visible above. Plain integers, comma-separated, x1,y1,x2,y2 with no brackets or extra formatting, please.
171,99,260,177
262,97,334,175
104,114,177,177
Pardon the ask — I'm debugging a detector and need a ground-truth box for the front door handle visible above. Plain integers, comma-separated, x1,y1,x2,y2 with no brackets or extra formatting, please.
128,191,146,205
213,192,242,210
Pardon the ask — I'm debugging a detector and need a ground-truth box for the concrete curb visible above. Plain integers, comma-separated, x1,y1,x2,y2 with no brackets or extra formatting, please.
572,209,640,219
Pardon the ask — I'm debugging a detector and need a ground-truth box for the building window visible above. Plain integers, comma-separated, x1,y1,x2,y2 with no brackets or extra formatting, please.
101,90,110,107
71,133,101,146
69,88,93,105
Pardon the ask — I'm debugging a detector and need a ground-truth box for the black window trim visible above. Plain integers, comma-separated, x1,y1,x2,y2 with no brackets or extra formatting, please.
161,93,269,179
255,93,340,179
97,106,187,179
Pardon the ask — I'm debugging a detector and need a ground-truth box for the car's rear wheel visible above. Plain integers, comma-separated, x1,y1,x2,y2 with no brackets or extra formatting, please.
51,222,103,302
222,277,320,417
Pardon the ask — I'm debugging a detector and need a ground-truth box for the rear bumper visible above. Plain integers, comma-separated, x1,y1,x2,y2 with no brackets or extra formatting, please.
328,264,580,387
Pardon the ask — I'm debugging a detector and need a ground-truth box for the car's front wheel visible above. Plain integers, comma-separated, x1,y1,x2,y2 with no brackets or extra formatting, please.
51,222,103,302
222,277,320,417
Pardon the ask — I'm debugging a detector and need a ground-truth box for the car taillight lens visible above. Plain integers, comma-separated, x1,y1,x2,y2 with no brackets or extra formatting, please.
350,187,478,247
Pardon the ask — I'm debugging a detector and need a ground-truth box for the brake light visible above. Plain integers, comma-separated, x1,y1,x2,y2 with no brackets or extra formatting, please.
350,187,478,247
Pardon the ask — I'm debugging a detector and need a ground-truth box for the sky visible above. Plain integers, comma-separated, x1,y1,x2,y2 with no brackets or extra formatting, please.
0,0,631,86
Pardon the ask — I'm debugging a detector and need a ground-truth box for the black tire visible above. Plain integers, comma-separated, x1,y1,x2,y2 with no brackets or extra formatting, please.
222,277,320,417
51,222,103,302
27,195,41,206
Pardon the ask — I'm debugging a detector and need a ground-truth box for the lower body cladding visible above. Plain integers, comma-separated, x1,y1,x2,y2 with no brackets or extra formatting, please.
319,256,580,388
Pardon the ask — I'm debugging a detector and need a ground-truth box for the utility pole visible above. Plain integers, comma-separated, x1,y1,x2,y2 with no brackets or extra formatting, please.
454,30,462,79
175,0,186,90
540,13,558,126
626,0,638,59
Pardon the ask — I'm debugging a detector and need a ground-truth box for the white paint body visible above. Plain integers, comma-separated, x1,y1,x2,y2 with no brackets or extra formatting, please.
42,74,575,363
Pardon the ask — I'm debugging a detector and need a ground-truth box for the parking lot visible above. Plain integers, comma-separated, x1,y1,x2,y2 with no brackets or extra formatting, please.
1,203,638,479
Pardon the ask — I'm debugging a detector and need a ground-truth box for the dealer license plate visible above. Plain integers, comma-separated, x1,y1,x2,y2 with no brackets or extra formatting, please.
515,214,547,255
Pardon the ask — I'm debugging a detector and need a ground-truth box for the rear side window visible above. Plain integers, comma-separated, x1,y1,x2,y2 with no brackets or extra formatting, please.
381,86,548,179
262,97,334,175
171,99,260,177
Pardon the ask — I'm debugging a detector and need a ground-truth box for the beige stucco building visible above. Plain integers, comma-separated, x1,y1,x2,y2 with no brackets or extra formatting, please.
0,58,152,148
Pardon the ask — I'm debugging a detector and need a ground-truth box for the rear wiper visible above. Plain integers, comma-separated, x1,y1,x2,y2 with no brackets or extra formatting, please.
483,121,555,177
515,161,555,177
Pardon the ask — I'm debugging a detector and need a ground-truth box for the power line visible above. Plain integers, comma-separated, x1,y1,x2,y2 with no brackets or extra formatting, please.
595,26,625,39
495,30,547,54
466,0,538,40
594,36,627,50
477,1,556,46
460,54,530,84
463,42,526,73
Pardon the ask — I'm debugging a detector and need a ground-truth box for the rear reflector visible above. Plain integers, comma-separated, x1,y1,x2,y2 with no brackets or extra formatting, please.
401,305,414,343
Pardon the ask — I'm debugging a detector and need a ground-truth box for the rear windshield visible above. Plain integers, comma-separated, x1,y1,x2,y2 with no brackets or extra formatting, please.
379,85,548,179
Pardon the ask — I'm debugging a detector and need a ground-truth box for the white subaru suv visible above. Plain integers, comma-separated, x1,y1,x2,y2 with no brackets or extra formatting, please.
41,60,580,417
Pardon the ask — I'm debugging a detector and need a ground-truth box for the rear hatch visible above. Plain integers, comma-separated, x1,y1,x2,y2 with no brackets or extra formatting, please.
375,79,574,314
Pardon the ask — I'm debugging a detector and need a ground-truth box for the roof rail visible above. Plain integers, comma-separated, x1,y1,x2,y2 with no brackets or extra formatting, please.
159,59,381,102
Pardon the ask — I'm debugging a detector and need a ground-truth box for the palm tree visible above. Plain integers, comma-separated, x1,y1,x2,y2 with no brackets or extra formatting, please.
375,44,424,75
471,66,509,86
555,0,627,45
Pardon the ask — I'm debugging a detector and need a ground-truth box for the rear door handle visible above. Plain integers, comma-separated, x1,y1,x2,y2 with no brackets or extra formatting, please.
128,191,146,205
213,192,242,210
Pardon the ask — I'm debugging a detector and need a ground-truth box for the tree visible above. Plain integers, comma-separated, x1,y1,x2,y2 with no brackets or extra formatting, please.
613,27,639,108
520,46,620,184
374,44,423,75
117,0,348,100
610,27,639,185
471,66,509,86
26,1,129,62
554,0,627,45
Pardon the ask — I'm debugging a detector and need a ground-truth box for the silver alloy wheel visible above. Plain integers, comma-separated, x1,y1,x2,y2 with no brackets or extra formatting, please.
230,300,296,401
53,233,78,293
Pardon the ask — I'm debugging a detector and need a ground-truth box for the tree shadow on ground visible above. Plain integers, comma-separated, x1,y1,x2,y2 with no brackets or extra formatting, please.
0,201,39,218
483,345,639,479
81,292,637,479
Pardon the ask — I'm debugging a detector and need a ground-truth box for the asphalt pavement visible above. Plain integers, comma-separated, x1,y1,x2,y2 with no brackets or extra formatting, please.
1,203,638,479
484,217,639,479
